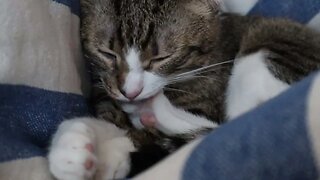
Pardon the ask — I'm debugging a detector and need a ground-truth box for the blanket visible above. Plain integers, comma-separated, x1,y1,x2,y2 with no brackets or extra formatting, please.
0,0,90,179
0,0,319,179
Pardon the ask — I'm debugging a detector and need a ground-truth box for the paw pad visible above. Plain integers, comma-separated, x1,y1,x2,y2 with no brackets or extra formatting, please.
85,143,94,153
84,159,95,170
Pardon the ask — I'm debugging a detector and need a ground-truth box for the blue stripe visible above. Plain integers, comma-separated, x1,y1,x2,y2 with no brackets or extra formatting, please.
0,85,91,162
52,0,80,16
183,73,319,180
248,0,320,24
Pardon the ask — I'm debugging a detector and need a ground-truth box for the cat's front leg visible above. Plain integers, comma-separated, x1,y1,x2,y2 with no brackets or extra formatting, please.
48,117,135,180
48,118,98,180
150,93,218,135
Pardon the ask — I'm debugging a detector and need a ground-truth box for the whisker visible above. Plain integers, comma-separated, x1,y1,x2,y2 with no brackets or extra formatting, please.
166,75,211,84
170,75,210,81
164,87,193,94
166,78,219,85
166,65,229,84
173,60,233,78
190,66,229,75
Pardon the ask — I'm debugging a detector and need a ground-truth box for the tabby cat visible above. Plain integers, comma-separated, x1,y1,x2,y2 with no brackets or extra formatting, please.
48,0,320,179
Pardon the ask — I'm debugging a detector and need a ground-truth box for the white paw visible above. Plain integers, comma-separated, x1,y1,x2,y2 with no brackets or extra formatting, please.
48,121,97,180
96,137,135,180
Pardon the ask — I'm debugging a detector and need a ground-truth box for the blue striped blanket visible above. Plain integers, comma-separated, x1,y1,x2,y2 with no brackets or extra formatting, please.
0,0,319,179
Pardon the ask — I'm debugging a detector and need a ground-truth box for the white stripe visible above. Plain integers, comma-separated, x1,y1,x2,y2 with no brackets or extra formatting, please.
0,0,89,95
307,73,320,171
123,47,143,94
308,13,320,32
125,47,142,71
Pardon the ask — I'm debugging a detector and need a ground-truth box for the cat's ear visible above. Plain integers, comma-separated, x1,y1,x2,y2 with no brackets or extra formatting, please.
185,0,222,17
80,0,117,51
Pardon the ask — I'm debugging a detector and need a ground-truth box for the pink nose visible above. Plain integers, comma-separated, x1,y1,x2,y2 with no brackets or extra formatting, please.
122,88,143,100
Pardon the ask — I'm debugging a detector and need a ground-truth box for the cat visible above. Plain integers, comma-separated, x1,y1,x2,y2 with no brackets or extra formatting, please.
48,0,320,179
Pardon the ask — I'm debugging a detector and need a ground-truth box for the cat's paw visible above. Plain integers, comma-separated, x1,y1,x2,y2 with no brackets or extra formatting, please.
96,137,135,180
48,121,97,180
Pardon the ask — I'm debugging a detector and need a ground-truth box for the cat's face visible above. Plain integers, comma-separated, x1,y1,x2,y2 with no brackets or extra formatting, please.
81,0,221,102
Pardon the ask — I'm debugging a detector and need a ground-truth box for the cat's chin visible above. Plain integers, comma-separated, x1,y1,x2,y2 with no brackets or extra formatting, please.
117,92,161,129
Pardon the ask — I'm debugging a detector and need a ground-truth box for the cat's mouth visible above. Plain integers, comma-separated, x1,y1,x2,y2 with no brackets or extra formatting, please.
125,92,159,104
119,92,160,128
115,86,164,103
116,91,161,112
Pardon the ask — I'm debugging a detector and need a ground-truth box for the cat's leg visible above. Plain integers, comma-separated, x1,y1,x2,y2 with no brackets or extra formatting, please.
48,118,98,180
48,117,135,180
150,92,218,135
226,51,289,120
227,19,320,120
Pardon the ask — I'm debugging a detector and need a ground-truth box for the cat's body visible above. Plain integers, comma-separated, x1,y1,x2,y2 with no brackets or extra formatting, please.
48,0,320,179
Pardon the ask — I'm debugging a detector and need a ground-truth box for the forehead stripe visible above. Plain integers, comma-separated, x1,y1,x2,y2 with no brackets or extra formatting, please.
125,47,142,71
141,22,155,49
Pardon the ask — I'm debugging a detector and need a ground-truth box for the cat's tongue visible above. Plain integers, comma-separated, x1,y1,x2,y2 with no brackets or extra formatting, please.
140,113,156,127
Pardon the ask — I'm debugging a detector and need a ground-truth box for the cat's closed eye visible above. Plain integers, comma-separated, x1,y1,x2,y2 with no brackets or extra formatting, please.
147,54,172,69
98,49,117,61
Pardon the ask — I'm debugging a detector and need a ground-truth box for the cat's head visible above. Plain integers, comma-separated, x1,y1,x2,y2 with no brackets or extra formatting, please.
81,0,222,102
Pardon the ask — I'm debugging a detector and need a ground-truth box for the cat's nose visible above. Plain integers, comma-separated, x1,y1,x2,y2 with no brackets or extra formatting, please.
121,87,143,100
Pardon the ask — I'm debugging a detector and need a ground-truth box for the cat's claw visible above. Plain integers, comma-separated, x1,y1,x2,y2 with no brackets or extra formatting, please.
48,121,97,180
